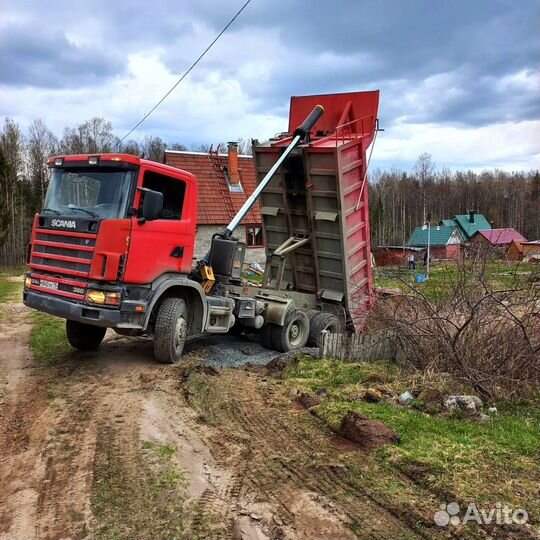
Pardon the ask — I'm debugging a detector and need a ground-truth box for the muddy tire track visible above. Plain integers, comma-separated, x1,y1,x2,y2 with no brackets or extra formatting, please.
184,369,443,540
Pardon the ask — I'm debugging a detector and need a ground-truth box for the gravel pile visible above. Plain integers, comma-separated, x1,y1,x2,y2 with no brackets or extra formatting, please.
184,333,318,369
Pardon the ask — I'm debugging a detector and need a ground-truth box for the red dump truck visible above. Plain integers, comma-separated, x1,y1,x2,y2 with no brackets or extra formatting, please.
23,91,379,363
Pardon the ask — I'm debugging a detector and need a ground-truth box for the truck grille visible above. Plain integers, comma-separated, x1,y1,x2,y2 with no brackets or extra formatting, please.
28,228,97,300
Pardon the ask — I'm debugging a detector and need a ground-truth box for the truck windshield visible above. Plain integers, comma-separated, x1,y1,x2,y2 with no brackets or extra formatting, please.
42,168,135,219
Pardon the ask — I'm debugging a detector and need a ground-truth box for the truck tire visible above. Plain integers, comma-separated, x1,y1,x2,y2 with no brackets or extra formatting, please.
271,309,309,353
66,320,106,351
308,312,342,347
260,323,274,349
306,309,319,322
153,297,187,364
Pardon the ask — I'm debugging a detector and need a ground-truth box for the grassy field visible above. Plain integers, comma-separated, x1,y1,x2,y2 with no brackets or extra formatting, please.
283,356,540,527
0,280,23,303
373,260,538,301
30,312,71,364
0,278,23,319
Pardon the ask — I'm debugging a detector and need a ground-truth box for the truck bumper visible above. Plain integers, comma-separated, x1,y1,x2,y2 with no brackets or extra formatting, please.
23,290,145,329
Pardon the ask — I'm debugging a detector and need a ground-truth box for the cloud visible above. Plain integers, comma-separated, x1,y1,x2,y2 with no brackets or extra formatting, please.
373,119,540,171
0,52,284,145
0,22,124,88
0,0,538,170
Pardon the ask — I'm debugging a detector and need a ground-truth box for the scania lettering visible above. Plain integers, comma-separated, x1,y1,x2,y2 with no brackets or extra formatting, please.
51,219,77,228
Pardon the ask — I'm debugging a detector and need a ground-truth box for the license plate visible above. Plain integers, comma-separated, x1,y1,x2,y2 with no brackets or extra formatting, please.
40,279,58,290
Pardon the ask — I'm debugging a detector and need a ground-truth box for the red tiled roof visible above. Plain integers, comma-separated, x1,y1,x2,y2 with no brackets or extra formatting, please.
164,150,261,226
474,228,527,245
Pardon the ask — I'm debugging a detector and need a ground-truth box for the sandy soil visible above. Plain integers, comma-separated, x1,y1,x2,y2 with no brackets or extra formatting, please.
0,300,449,540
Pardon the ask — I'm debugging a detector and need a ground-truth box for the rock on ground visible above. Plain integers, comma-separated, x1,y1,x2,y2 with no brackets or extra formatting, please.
339,411,400,450
444,395,483,417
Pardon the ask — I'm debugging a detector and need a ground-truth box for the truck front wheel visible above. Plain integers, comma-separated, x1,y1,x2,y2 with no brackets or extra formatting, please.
66,320,106,351
153,297,187,364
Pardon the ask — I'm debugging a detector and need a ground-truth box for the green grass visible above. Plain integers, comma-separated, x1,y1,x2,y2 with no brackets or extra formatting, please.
0,265,27,278
242,271,264,285
0,278,24,319
93,430,191,540
141,441,176,460
0,279,23,303
283,357,540,514
30,311,71,364
374,260,538,302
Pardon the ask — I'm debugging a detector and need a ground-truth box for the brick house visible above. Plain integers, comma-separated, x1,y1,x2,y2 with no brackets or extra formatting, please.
164,144,265,266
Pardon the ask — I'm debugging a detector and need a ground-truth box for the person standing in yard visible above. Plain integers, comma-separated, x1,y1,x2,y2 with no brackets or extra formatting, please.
408,254,416,270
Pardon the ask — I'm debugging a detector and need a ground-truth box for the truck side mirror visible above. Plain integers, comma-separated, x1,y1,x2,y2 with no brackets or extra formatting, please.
140,188,163,221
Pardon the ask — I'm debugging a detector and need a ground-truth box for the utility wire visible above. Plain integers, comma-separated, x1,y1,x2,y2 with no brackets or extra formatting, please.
115,0,253,147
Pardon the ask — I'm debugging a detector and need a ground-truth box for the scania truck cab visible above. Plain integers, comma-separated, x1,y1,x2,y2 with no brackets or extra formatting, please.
23,153,215,360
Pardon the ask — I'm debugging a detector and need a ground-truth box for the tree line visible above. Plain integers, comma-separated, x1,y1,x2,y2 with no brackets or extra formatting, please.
0,116,251,267
369,153,540,247
0,117,538,267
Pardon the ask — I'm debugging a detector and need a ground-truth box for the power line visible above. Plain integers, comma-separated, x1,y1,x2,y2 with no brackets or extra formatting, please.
116,0,253,147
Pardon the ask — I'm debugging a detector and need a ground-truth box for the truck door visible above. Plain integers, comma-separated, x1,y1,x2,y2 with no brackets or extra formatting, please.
123,167,196,284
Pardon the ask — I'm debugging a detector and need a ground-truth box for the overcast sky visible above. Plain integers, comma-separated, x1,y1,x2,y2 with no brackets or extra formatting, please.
1,0,539,171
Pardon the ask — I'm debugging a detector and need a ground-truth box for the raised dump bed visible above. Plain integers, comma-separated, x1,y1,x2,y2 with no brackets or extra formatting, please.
253,91,380,332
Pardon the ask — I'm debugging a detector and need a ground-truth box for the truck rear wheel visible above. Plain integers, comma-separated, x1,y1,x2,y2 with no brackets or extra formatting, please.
271,309,309,353
308,312,342,346
153,297,187,364
66,320,106,351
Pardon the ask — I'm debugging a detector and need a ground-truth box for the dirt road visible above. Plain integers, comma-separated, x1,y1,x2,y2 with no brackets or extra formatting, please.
0,300,449,540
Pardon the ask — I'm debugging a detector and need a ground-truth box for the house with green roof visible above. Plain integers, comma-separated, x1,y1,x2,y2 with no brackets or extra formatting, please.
408,225,463,260
440,219,456,227
439,211,491,240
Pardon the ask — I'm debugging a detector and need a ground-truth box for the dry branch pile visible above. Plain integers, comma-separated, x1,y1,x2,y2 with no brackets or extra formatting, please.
371,259,540,400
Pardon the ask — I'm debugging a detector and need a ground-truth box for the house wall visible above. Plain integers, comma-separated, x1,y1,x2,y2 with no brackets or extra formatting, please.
470,235,488,246
419,245,461,260
194,224,266,267
470,235,508,258
445,244,462,259
428,246,448,260
448,230,463,245
373,248,423,267
507,241,523,261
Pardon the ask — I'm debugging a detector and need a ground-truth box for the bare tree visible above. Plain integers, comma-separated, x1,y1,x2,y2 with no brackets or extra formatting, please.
413,152,435,224
0,118,28,266
168,143,188,151
27,119,58,205
121,140,141,157
141,135,166,163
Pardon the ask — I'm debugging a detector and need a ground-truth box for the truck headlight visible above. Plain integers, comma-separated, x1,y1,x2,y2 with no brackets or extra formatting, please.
86,289,121,306
25,275,32,288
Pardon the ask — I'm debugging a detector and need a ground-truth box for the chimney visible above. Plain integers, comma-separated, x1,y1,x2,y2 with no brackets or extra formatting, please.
227,142,240,185
469,210,475,223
